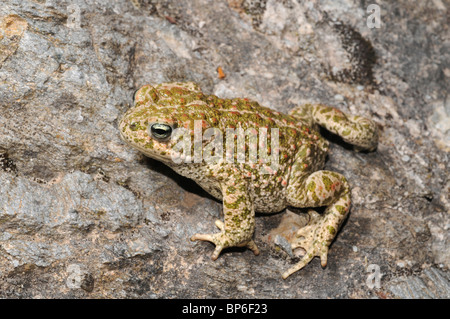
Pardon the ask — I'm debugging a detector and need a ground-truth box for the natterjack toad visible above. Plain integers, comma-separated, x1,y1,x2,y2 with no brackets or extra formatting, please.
119,82,378,279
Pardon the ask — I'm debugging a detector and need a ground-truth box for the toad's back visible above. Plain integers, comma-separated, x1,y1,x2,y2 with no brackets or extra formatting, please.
149,84,330,212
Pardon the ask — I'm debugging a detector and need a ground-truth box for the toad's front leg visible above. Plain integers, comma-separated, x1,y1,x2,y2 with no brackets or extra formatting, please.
190,179,260,260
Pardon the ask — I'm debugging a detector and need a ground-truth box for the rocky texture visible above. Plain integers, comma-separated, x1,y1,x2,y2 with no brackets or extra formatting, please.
0,0,448,298
387,267,450,299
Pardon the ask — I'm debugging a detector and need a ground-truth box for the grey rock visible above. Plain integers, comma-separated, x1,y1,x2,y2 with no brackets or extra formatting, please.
387,267,450,299
0,0,448,298
274,235,294,258
2,240,72,268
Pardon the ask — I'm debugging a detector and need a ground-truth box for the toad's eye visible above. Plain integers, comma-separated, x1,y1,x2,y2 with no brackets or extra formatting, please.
149,123,173,141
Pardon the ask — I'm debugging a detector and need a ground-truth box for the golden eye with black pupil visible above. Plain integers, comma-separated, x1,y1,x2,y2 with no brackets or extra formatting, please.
150,123,172,141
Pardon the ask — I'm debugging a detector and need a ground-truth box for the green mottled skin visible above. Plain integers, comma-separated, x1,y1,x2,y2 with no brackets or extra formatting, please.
119,82,378,279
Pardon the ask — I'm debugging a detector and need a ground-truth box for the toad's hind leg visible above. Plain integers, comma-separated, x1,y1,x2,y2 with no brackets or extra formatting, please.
289,104,378,151
283,170,351,279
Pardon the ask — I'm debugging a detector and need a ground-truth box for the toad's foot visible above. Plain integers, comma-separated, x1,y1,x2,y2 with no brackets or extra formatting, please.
191,220,260,260
281,210,331,279
289,103,378,151
283,170,351,279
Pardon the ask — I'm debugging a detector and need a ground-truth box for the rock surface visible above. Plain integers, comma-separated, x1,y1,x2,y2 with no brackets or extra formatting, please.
0,0,448,298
